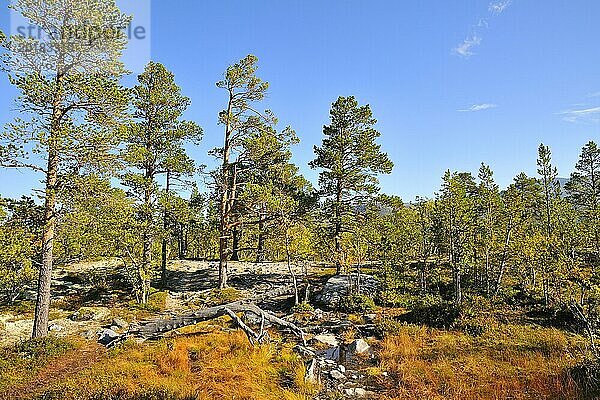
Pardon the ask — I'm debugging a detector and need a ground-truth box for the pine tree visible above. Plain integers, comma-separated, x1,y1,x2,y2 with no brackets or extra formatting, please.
566,141,600,254
437,171,477,303
536,144,561,304
0,0,130,337
213,55,280,288
476,163,500,295
121,62,201,303
310,96,393,274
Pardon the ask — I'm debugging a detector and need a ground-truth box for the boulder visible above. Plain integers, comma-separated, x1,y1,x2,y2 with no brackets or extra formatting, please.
343,388,371,397
347,339,371,356
310,333,339,347
111,318,129,330
70,307,110,322
48,322,64,332
97,328,120,346
315,274,380,309
242,310,272,327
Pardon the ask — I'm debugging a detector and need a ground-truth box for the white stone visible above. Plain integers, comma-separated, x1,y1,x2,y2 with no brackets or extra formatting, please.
330,369,345,380
348,339,371,355
311,333,339,347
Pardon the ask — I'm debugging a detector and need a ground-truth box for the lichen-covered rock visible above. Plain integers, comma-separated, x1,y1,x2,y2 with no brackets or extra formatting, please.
315,274,380,309
69,307,110,322
111,318,129,330
311,333,339,347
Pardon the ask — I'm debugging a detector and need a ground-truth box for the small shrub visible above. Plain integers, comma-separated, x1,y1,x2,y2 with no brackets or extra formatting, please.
204,288,242,306
377,291,420,308
376,317,405,337
398,299,460,329
292,302,314,313
131,291,169,313
14,336,74,360
570,358,600,397
339,294,376,313
148,291,168,311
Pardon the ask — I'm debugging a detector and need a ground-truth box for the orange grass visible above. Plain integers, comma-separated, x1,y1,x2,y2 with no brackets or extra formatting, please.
379,324,589,400
37,328,316,400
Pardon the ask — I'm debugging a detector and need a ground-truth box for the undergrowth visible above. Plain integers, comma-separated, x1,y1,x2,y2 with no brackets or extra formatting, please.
378,324,589,400
32,328,316,400
0,336,76,392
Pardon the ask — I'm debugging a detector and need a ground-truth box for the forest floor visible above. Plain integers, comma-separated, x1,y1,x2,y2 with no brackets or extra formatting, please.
0,260,595,400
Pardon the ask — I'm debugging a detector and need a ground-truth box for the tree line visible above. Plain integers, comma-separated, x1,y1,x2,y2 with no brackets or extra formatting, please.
0,0,598,343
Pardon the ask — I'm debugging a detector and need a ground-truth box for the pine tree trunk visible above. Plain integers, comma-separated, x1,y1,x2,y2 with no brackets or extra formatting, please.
334,221,342,274
32,79,63,338
284,228,299,306
231,226,241,261
140,165,154,303
32,148,58,338
256,225,265,263
218,94,233,290
160,171,171,288
334,183,342,274
218,236,228,289
454,264,462,304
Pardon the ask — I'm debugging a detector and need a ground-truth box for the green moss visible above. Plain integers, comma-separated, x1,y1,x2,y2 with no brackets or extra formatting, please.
204,288,243,306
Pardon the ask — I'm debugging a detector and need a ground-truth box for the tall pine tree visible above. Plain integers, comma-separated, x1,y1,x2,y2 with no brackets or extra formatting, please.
310,96,393,273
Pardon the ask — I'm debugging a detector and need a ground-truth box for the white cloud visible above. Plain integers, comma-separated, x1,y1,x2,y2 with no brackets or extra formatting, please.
587,91,600,98
559,107,600,123
453,35,482,58
458,103,498,112
476,18,489,28
489,0,512,14
453,1,512,58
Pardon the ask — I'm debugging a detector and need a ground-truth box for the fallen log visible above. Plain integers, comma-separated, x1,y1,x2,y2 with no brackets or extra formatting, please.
126,302,305,345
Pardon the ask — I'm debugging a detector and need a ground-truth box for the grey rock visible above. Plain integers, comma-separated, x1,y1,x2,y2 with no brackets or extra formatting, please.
97,328,120,346
48,322,64,332
315,274,380,309
111,318,129,329
311,333,339,347
330,369,345,380
242,311,272,327
344,387,369,397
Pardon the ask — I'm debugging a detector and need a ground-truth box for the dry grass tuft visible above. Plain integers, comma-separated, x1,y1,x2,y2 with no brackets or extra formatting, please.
379,324,588,400
37,327,316,400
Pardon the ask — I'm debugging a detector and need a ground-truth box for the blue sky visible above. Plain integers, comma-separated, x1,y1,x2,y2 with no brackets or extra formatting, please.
1,0,599,201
